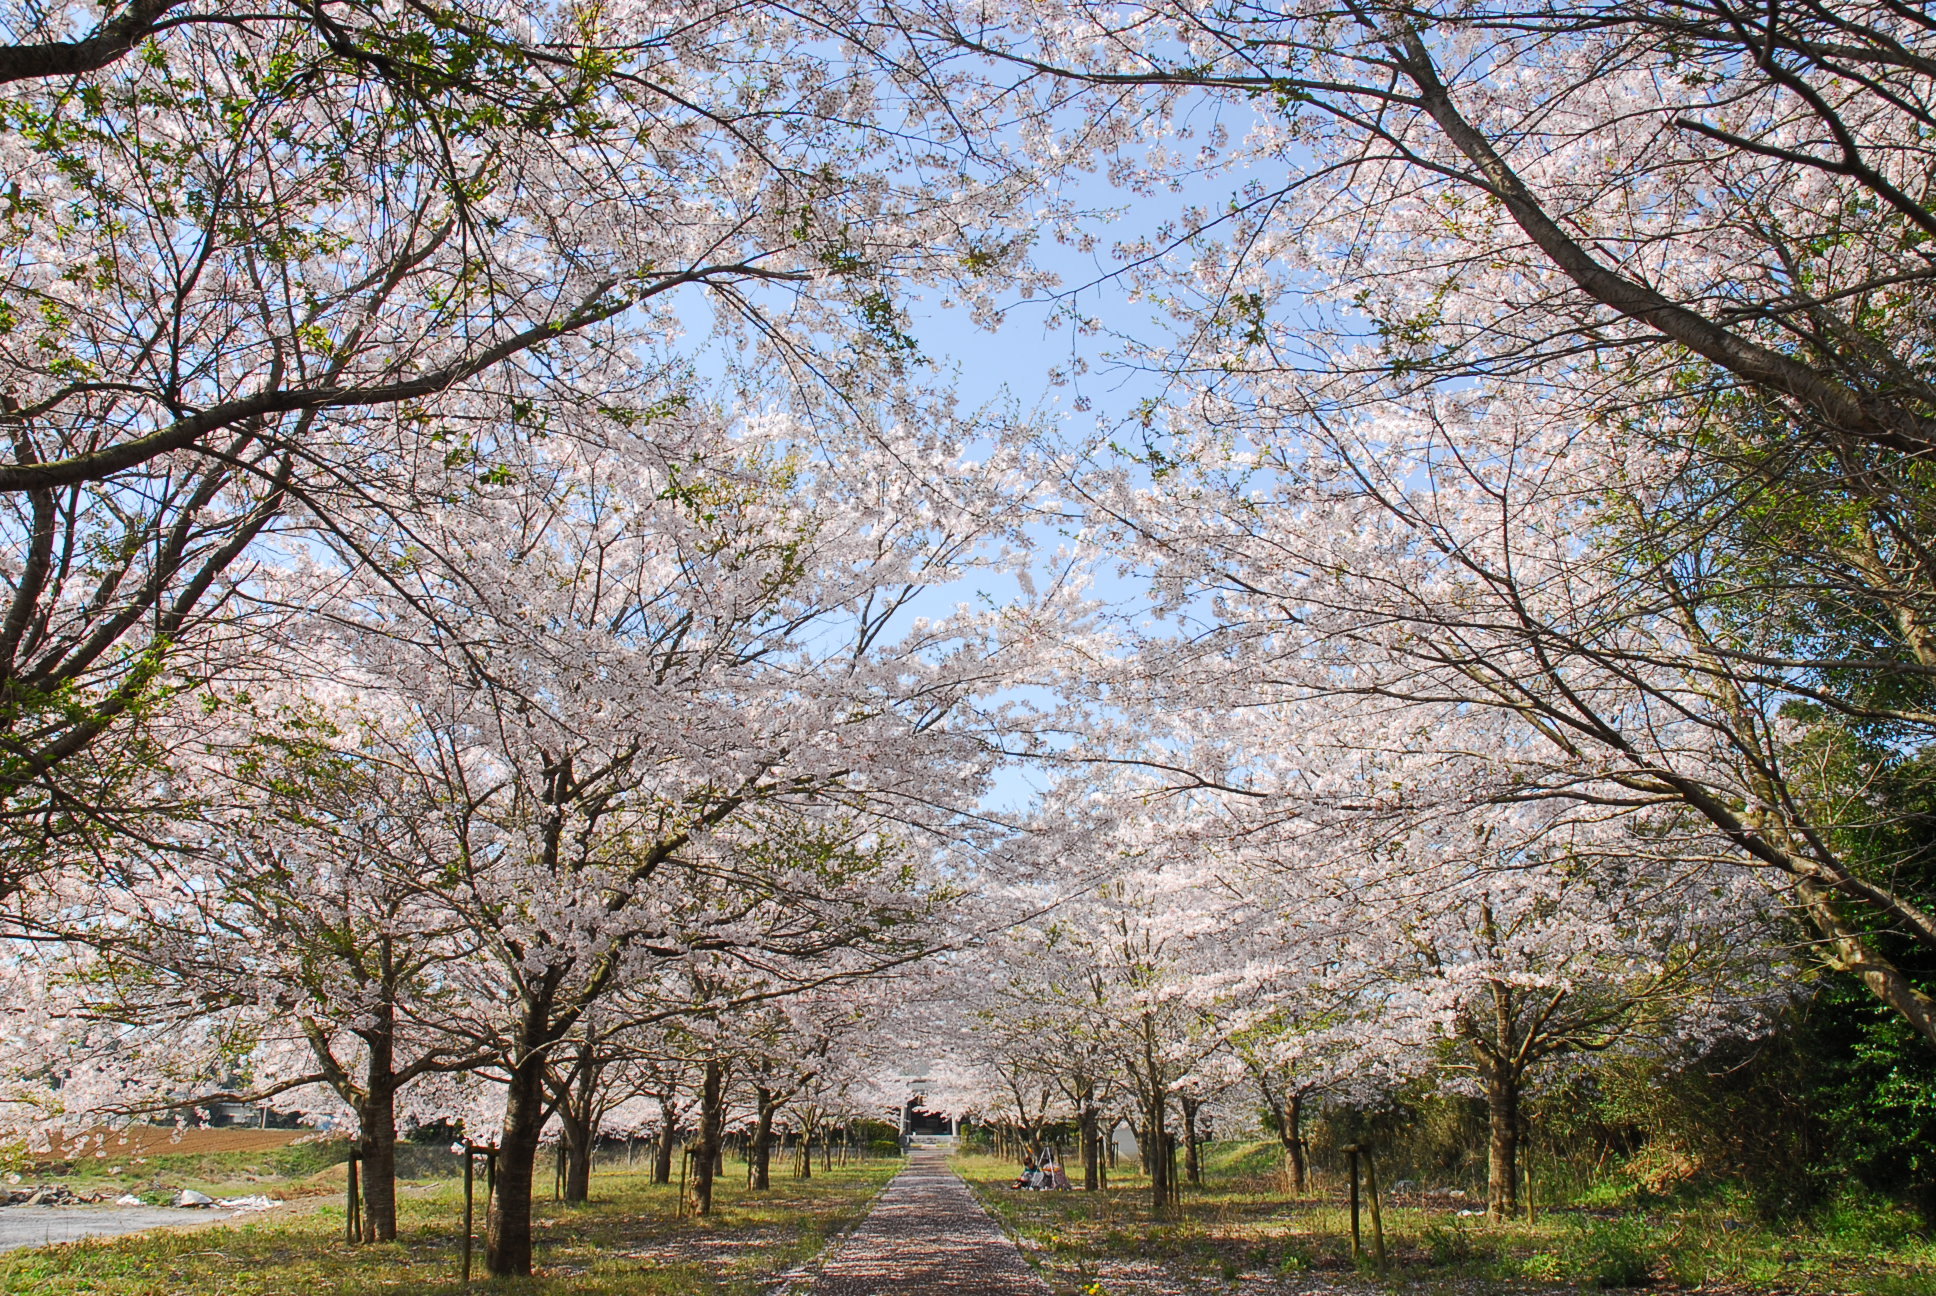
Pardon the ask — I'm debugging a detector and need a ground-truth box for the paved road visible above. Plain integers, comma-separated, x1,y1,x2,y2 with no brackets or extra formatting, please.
0,1205,244,1252
804,1150,1048,1296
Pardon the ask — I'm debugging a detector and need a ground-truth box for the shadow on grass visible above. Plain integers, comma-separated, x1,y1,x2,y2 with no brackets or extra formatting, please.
0,1160,900,1296
952,1145,1936,1296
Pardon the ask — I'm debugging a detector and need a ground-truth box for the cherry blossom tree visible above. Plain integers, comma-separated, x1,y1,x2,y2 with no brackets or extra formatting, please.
0,0,1047,878
874,0,1936,1051
1,685,501,1238
304,397,1025,1273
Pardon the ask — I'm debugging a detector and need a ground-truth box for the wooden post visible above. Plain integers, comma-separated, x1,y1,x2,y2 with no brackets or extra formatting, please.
677,1146,689,1218
1345,1145,1361,1262
1524,1138,1536,1224
346,1151,361,1245
1364,1145,1386,1274
461,1146,475,1285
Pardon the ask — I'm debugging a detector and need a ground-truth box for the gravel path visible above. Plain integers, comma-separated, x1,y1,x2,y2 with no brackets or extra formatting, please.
0,1204,245,1252
803,1149,1050,1296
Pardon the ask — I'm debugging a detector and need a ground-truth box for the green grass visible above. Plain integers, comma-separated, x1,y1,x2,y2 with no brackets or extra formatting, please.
955,1142,1936,1294
39,1142,356,1201
1,1158,900,1295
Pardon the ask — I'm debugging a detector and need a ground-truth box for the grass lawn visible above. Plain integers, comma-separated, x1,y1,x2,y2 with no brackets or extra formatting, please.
23,1131,369,1204
1,1156,898,1295
955,1144,1936,1296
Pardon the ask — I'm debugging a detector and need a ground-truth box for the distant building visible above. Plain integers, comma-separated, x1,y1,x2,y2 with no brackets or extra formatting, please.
892,1070,957,1137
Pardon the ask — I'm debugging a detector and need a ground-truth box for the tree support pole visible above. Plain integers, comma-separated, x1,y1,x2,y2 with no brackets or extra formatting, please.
1364,1146,1386,1275
346,1152,361,1245
462,1148,475,1285
1345,1145,1361,1262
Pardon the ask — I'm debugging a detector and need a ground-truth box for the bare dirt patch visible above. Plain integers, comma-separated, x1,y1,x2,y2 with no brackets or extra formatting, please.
45,1126,321,1164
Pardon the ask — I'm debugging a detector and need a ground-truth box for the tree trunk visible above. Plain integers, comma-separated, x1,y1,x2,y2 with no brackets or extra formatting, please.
354,1079,398,1243
562,1116,594,1203
653,1097,678,1185
1285,1092,1307,1195
485,1041,550,1277
1079,1084,1099,1191
1181,1097,1201,1186
557,1049,601,1204
798,1128,814,1180
751,1088,775,1190
1484,1065,1520,1220
348,1009,401,1245
1147,1098,1170,1218
689,1059,724,1216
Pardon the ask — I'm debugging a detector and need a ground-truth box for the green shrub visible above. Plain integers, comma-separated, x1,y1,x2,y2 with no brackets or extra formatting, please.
1422,1217,1480,1265
1815,1187,1930,1249
1561,1216,1656,1288
1274,1242,1312,1275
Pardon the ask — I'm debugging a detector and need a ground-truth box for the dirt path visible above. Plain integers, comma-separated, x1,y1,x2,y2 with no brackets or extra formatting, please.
801,1149,1049,1296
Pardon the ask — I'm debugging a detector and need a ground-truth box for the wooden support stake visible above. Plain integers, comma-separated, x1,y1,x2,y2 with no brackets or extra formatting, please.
345,1152,361,1245
1364,1146,1386,1275
461,1147,475,1285
1346,1145,1361,1262
1524,1140,1536,1224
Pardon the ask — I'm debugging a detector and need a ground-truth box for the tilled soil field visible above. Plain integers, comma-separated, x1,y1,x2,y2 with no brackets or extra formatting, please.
44,1125,320,1163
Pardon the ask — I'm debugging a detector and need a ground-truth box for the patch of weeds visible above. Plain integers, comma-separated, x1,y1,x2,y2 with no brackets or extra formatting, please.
1520,1251,1564,1281
1422,1216,1481,1265
1814,1189,1929,1251
1274,1241,1312,1276
1573,1177,1643,1210
1561,1215,1657,1288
